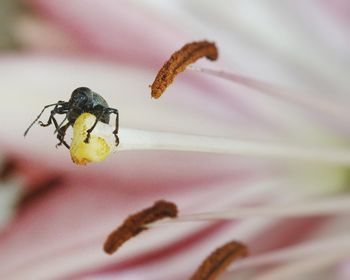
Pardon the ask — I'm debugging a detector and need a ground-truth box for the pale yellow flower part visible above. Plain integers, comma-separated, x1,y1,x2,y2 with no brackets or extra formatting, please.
70,113,114,165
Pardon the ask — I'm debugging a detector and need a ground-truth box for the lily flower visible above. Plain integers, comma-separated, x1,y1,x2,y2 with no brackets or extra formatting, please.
0,1,349,280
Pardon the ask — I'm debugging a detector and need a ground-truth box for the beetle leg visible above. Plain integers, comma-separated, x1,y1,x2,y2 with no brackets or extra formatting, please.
39,109,69,149
107,108,119,146
47,115,64,147
38,103,69,128
84,107,119,147
24,101,65,136
84,107,106,144
38,114,53,127
56,122,71,149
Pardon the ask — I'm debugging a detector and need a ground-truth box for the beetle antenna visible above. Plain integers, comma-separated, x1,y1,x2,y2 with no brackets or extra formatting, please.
24,103,61,137
54,115,68,134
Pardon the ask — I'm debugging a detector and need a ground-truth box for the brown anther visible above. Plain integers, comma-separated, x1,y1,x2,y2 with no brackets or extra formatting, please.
103,200,178,255
189,241,248,280
151,40,218,98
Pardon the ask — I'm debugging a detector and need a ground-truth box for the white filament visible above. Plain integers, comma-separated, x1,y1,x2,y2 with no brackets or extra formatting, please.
114,128,350,166
151,195,350,224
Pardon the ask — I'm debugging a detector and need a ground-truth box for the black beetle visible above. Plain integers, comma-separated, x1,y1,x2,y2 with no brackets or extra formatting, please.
24,87,119,149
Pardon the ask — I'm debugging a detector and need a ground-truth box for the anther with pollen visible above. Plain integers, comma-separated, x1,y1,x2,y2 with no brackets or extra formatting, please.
150,40,218,98
103,200,178,255
190,240,248,280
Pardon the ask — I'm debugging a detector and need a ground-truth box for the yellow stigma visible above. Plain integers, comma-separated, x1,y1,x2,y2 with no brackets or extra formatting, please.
70,113,111,165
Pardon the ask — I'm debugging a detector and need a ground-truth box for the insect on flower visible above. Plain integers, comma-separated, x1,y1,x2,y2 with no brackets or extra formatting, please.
24,87,120,149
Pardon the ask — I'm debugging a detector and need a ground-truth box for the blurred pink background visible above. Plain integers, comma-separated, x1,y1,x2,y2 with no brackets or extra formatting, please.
0,1,349,279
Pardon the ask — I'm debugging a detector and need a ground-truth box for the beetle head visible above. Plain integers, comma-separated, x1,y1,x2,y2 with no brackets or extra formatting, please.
70,87,91,110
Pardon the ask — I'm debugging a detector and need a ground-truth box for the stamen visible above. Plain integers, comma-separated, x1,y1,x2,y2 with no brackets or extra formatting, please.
74,116,350,166
103,200,178,255
189,66,350,121
118,128,350,166
150,40,218,98
189,240,248,280
150,195,350,225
